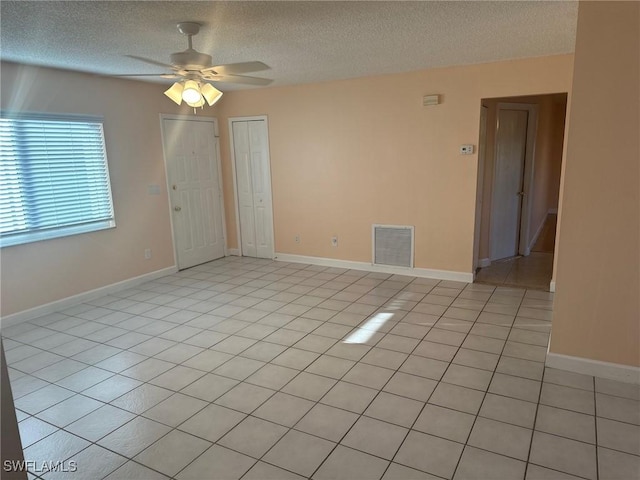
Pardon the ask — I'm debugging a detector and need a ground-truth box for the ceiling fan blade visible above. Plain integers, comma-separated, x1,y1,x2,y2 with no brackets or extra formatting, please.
125,55,175,70
111,73,178,78
206,74,273,86
202,61,270,75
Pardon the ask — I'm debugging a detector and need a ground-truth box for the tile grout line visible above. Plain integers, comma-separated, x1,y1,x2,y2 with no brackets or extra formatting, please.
13,276,520,478
304,277,447,479
594,375,600,480
153,260,395,479
449,287,527,479
523,344,548,479
239,272,435,479
161,264,358,479
372,281,528,477
9,257,633,480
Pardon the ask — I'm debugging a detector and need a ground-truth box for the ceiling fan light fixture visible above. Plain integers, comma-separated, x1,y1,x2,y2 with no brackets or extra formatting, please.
201,83,223,106
125,22,271,110
164,82,184,105
182,80,202,104
185,96,206,108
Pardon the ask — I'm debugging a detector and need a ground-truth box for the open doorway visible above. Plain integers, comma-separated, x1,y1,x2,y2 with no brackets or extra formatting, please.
473,93,567,290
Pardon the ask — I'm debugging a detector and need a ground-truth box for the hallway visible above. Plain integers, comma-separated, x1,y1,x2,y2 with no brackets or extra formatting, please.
475,215,556,291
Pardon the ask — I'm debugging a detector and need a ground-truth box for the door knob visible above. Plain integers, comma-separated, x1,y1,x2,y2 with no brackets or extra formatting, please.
174,206,182,212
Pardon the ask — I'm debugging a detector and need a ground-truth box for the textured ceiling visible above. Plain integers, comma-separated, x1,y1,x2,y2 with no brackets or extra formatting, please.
0,1,578,90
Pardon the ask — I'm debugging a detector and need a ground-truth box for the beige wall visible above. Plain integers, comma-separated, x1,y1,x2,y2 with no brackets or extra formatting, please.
1,55,574,317
529,95,565,242
216,55,574,273
550,1,639,366
477,94,566,261
0,62,208,317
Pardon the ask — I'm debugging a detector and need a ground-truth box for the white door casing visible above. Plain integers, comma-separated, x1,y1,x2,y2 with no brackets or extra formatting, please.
473,105,489,272
490,108,529,261
162,117,225,269
230,117,274,259
232,121,257,257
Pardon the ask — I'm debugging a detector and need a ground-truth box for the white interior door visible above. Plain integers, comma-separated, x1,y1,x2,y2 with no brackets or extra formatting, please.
490,109,528,261
231,118,274,259
163,118,225,269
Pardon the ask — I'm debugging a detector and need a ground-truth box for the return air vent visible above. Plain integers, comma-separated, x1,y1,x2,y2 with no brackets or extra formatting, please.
372,225,414,268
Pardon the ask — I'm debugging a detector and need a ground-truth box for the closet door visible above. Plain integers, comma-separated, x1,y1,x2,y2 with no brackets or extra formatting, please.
231,118,274,258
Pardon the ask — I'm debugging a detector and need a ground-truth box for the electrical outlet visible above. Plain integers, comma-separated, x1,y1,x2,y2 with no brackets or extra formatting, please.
144,248,152,259
295,234,301,244
331,236,338,247
460,144,474,155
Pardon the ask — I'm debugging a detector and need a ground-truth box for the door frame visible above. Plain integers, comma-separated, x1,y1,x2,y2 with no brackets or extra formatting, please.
472,105,489,274
488,103,538,261
159,114,228,268
228,115,275,259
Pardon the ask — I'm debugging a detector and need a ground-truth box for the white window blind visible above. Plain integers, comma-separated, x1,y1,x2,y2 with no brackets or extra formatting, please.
0,113,115,247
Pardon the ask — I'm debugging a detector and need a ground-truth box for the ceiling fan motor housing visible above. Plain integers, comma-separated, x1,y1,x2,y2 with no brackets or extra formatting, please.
170,51,213,70
116,21,271,86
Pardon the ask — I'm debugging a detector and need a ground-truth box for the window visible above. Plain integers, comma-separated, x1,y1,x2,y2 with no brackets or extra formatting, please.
0,113,115,247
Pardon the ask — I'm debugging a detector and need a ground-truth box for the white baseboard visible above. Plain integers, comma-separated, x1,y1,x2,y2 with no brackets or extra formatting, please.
0,266,178,328
478,258,491,268
275,253,473,283
226,248,240,256
546,351,640,384
549,280,556,292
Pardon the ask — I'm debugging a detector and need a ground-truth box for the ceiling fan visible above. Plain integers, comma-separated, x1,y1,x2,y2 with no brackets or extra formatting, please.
118,22,272,108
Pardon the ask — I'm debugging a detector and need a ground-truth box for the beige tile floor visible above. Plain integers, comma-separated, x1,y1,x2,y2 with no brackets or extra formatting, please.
474,253,554,291
475,215,557,291
3,257,639,480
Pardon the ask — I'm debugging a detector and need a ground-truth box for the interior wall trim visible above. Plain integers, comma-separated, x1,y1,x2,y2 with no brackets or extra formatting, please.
546,351,640,384
0,266,179,328
529,213,549,252
478,258,492,268
275,253,473,283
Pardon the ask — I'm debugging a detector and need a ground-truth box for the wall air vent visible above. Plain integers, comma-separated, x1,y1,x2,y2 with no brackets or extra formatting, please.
372,225,414,268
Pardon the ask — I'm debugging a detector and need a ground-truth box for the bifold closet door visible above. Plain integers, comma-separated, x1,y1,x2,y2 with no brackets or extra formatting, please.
231,119,274,259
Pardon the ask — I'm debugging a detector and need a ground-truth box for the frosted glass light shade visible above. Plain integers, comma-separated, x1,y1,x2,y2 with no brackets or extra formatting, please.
182,80,202,104
186,97,206,108
164,82,184,105
201,83,223,106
